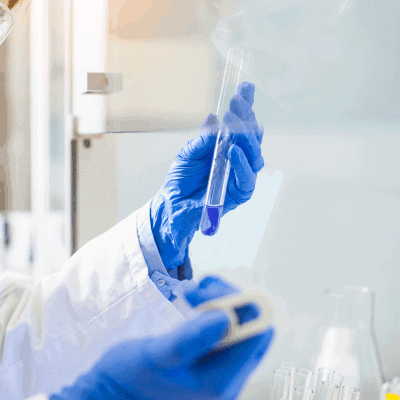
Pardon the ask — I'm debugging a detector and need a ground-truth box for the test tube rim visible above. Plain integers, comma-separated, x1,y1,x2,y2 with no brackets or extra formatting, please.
274,369,290,378
296,369,313,377
341,385,360,393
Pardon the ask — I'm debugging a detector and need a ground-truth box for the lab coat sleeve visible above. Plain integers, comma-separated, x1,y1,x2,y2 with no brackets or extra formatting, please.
0,202,183,399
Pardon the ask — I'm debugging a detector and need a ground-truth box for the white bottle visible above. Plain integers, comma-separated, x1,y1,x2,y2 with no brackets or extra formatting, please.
314,325,358,388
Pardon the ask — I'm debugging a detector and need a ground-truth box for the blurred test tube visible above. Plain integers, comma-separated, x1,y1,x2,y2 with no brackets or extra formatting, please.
294,386,313,400
314,368,335,400
380,382,391,400
392,384,400,395
271,370,290,400
317,381,340,400
392,378,400,389
294,369,313,392
340,386,360,400
281,362,296,400
329,374,344,399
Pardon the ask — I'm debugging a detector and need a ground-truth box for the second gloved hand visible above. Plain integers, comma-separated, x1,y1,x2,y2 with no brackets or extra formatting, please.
50,276,275,400
151,82,265,270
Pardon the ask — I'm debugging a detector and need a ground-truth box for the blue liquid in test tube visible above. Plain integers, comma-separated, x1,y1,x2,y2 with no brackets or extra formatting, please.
200,47,249,236
202,205,224,236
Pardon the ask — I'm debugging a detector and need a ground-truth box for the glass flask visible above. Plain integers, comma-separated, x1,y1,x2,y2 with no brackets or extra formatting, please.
312,286,385,399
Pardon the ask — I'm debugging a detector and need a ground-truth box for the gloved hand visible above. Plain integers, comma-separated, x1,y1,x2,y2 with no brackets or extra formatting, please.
50,276,275,400
151,82,265,270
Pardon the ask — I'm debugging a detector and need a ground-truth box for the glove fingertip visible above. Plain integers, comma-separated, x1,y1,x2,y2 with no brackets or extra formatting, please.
256,125,264,145
254,156,265,174
255,327,275,361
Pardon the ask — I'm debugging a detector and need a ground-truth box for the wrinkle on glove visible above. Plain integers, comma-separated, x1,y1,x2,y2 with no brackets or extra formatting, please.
50,276,274,400
151,82,265,270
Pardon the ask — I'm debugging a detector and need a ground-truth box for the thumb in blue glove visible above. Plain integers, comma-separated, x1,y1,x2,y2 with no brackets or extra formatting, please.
151,82,265,270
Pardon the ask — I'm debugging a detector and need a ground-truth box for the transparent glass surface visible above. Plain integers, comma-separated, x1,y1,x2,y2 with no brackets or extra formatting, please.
211,0,364,120
73,0,224,134
72,0,400,132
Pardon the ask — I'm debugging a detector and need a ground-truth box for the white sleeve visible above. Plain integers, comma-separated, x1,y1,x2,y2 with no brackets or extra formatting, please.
0,204,161,398
0,207,143,362
25,395,48,400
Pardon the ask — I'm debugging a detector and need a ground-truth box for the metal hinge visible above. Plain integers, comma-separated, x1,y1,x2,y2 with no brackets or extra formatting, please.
83,72,123,95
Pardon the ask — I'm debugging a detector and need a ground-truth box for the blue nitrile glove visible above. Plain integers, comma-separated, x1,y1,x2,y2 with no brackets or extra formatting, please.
151,82,265,270
50,276,275,400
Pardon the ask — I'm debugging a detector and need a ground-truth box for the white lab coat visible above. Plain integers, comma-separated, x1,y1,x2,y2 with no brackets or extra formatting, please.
0,203,195,400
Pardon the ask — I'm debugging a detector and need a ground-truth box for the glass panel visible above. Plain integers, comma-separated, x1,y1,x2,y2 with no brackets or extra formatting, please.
73,0,222,135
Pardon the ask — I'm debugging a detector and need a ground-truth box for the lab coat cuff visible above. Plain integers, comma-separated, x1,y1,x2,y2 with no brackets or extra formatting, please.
137,201,194,282
136,200,168,273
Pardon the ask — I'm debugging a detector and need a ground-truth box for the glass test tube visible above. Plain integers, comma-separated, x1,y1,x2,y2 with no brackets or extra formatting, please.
281,362,296,400
317,381,340,400
295,386,313,400
340,386,360,400
294,369,313,392
379,382,391,400
392,378,400,389
271,369,290,400
392,384,400,395
329,374,344,399
200,47,248,236
314,368,335,400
